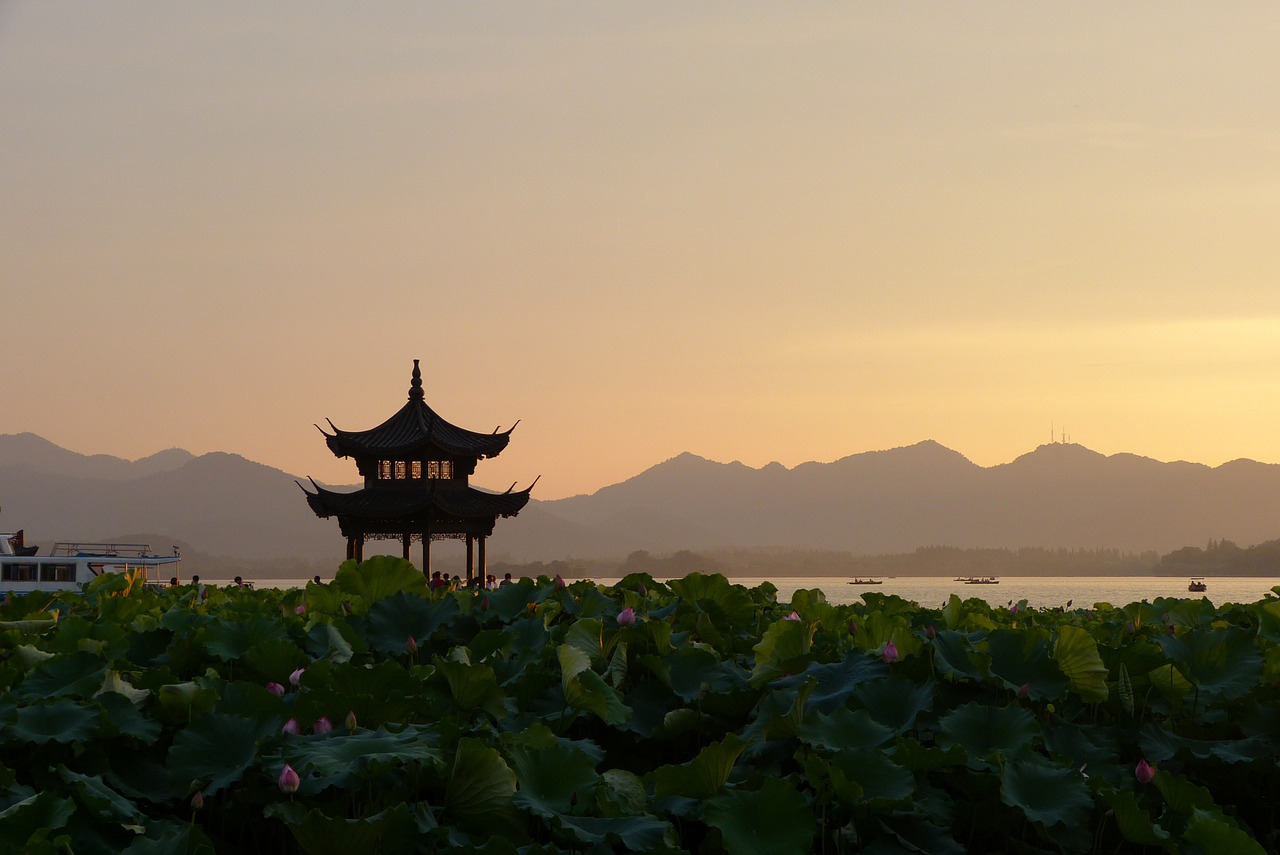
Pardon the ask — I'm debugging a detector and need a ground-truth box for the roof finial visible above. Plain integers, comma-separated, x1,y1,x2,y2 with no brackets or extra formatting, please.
409,359,424,402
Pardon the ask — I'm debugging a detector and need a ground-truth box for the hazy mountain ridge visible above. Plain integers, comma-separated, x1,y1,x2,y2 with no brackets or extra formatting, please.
3,434,1280,568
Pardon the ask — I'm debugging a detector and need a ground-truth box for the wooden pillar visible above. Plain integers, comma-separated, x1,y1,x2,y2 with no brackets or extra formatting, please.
356,535,365,562
346,535,357,561
478,535,487,584
466,535,474,585
401,534,411,561
423,536,432,575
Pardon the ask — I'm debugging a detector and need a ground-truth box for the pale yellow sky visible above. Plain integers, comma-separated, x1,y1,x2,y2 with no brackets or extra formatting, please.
3,3,1280,499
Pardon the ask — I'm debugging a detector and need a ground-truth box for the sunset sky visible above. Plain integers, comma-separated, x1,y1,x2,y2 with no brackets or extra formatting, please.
4,4,1280,500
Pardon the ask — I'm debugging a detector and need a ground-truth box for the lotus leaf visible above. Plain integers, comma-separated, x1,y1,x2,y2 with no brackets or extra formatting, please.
1054,624,1109,703
855,674,934,734
998,757,1093,828
750,617,814,684
1183,808,1267,855
444,738,523,840
167,712,278,797
704,777,815,855
364,591,458,656
508,740,599,818
332,556,429,612
559,644,631,725
13,650,106,702
13,698,99,744
987,628,1068,698
938,701,1038,769
556,814,673,850
266,801,422,855
651,734,746,801
1157,627,1262,700
119,819,216,854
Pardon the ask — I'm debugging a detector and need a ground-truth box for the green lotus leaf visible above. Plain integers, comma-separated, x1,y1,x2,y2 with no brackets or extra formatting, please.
1183,808,1267,855
10,644,55,670
789,587,839,629
444,738,523,840
667,573,760,630
479,616,549,686
483,577,541,622
877,813,967,855
242,637,310,683
306,622,357,664
932,629,989,681
508,740,599,818
780,655,886,713
1042,722,1122,786
999,757,1093,828
364,592,458,656
798,707,895,752
1157,627,1262,700
651,734,747,801
1140,723,1267,764
96,691,163,744
0,617,59,634
96,670,150,706
665,646,725,701
280,726,444,792
1054,625,1109,703
559,644,631,725
13,698,100,744
891,737,967,773
0,790,76,845
167,712,277,797
198,615,287,661
704,777,815,855
56,766,144,829
750,618,813,684
1098,787,1171,847
1153,770,1217,814
1147,663,1193,699
855,674,934,734
599,769,648,816
987,628,1067,699
155,681,219,723
556,814,673,850
13,650,106,702
829,748,915,802
292,659,426,729
333,556,429,612
564,618,605,668
265,801,421,855
120,819,217,855
435,658,507,718
938,701,1038,770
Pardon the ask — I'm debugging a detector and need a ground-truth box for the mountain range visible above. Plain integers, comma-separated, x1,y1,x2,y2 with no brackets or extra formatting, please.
3,432,1280,572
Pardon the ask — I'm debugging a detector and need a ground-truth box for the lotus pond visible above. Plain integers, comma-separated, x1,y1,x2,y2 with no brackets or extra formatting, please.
1,558,1278,853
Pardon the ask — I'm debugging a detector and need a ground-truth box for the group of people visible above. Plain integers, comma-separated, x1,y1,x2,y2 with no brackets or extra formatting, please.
428,571,513,591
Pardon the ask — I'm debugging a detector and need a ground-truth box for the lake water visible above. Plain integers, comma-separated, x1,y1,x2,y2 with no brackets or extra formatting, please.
257,574,1280,609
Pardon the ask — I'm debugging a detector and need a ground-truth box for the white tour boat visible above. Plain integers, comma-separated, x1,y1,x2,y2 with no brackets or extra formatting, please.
1,528,181,593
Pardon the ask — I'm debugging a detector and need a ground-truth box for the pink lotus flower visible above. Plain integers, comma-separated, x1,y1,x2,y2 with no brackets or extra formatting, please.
617,607,636,627
282,718,300,735
289,667,305,687
313,716,333,735
294,603,307,615
882,641,900,663
848,619,858,636
190,790,204,811
1135,759,1155,783
785,611,801,621
278,764,300,794
266,681,285,698
344,710,358,731
555,574,566,588
1009,604,1020,616
1018,682,1031,699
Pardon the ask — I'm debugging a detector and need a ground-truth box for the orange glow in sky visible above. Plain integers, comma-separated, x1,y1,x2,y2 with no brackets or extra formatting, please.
3,4,1280,499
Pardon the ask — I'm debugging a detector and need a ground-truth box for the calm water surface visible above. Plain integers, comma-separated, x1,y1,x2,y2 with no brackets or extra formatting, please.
257,575,1280,609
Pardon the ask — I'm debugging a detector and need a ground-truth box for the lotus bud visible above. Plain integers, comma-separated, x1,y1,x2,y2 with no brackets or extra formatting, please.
882,641,899,663
1018,682,1031,699
555,574,566,588
278,764,300,794
406,635,418,654
294,603,307,615
785,611,801,621
481,596,490,610
313,716,333,735
282,718,300,735
345,710,358,731
1135,759,1155,783
266,681,285,697
190,790,204,811
848,619,857,636
617,607,636,627
925,624,936,640
1009,604,1019,616
289,667,305,687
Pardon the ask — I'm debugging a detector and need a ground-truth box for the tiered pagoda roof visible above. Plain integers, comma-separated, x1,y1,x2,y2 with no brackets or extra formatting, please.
304,479,531,524
319,360,514,461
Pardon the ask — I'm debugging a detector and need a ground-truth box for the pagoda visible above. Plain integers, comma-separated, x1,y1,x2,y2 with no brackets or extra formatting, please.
302,360,532,581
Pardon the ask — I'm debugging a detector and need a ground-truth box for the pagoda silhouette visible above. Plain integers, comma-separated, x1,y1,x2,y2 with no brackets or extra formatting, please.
302,359,533,581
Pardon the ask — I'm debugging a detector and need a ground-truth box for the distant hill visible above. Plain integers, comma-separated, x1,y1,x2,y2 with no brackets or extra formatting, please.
4,433,1280,570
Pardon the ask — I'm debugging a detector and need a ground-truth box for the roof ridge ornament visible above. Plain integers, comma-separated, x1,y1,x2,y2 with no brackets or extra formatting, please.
409,359,424,402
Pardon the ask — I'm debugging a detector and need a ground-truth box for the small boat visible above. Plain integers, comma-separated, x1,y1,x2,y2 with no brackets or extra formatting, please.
2,528,181,593
848,578,883,585
964,576,999,585
1188,578,1207,592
